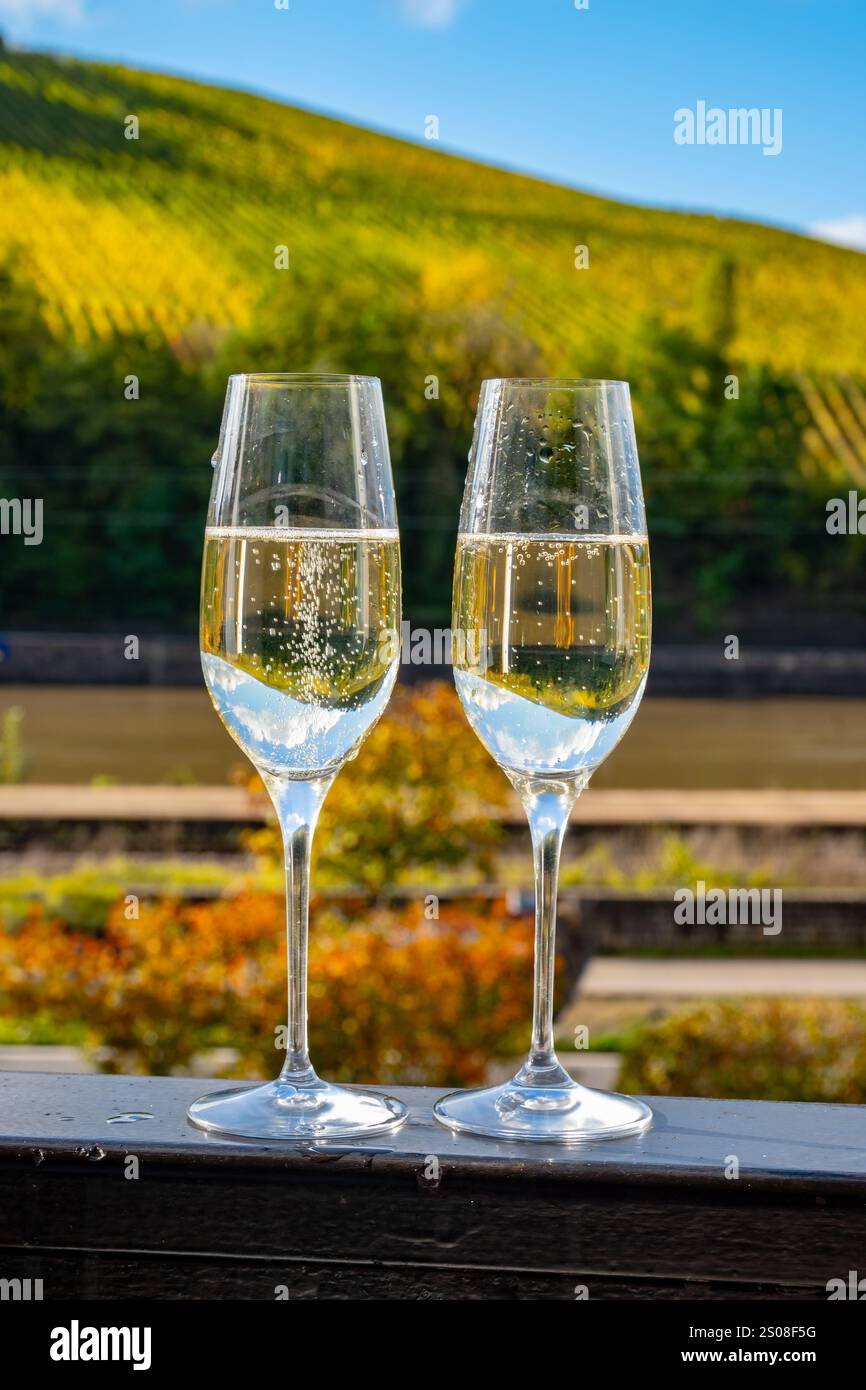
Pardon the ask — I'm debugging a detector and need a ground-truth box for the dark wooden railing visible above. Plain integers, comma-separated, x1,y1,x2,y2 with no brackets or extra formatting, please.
1,1072,865,1299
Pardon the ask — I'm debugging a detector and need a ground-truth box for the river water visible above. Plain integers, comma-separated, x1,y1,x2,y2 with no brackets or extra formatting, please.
1,686,864,789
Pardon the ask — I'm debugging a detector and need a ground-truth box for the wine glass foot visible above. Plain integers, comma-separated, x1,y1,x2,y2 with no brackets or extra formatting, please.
188,1074,408,1141
433,1073,651,1144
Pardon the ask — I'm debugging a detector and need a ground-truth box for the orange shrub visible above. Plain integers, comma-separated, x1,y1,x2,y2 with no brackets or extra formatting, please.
241,682,511,891
619,998,866,1103
0,893,544,1085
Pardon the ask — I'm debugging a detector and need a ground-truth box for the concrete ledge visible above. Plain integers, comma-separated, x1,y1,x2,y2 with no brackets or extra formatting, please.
4,784,866,826
2,633,866,694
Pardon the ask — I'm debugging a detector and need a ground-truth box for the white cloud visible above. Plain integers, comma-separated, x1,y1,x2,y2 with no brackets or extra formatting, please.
809,214,866,253
0,0,85,28
398,0,465,28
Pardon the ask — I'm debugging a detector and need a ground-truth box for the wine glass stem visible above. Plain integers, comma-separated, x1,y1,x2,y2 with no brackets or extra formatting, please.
262,772,333,1081
521,782,577,1077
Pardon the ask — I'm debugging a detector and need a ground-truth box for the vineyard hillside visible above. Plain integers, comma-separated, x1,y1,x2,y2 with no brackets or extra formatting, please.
0,50,864,377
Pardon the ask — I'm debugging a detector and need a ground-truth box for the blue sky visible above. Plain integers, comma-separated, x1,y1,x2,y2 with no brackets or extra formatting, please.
2,0,864,247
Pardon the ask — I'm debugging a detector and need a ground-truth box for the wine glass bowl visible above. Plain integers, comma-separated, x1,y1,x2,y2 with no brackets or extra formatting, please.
200,524,400,779
189,373,406,1141
452,532,650,783
435,378,652,1143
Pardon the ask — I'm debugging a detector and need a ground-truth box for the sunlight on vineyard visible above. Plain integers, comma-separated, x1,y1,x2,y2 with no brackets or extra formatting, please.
0,168,255,341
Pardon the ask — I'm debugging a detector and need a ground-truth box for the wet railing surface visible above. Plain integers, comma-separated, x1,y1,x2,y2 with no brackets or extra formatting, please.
1,1073,865,1299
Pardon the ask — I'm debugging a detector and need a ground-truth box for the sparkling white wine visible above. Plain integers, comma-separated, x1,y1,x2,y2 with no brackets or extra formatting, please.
453,533,650,780
201,526,400,776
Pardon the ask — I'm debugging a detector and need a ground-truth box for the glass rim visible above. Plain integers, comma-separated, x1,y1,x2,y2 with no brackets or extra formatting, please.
482,376,629,389
227,372,381,387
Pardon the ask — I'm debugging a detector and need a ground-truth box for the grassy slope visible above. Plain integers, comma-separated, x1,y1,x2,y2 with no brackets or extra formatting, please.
0,49,865,379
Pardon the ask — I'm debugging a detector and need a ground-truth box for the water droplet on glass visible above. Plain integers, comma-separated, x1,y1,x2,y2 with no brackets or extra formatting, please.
106,1112,154,1126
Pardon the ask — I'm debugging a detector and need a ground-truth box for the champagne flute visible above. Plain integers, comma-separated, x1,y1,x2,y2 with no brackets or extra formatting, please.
189,373,406,1140
435,378,652,1142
